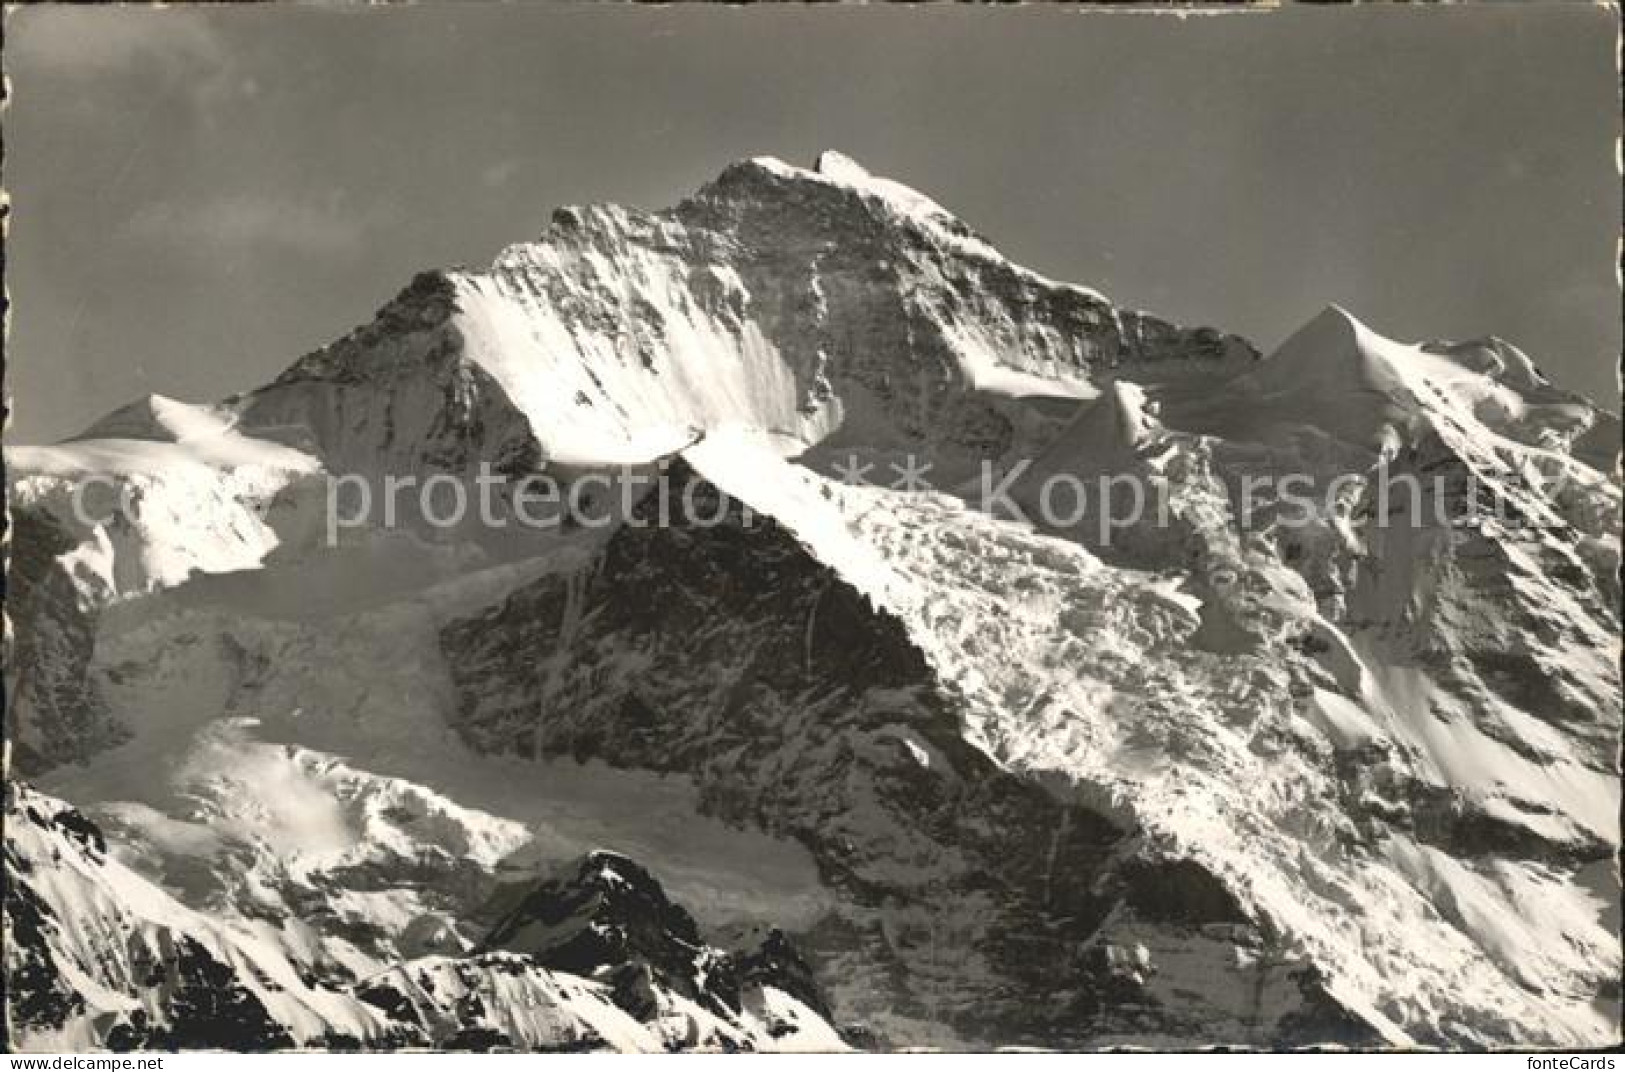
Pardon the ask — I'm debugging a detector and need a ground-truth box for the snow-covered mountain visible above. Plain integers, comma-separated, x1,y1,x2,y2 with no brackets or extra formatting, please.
5,151,1619,1051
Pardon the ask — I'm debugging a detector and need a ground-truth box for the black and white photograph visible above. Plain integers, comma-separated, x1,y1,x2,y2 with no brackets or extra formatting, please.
1,2,1620,1058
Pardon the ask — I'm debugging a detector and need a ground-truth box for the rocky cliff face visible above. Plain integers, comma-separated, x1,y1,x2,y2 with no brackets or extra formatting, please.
3,509,122,772
4,152,1618,1051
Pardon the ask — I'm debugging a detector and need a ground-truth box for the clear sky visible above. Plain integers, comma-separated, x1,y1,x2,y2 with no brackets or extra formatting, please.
4,4,1619,443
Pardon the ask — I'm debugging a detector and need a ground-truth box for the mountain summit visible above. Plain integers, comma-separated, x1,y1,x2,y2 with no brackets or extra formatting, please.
218,151,1256,482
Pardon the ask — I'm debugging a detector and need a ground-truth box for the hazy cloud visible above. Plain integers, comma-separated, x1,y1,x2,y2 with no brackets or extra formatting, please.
6,7,228,76
124,195,383,258
481,159,523,190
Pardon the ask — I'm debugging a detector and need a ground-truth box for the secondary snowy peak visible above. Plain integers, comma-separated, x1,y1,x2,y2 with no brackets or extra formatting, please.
1267,304,1389,378
1264,302,1543,381
1039,380,1161,465
15,399,317,481
69,394,228,444
1166,304,1619,466
1208,304,1426,452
